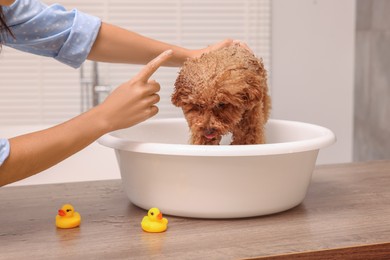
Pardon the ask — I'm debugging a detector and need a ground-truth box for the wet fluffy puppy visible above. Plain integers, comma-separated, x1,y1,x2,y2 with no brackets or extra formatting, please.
172,45,271,145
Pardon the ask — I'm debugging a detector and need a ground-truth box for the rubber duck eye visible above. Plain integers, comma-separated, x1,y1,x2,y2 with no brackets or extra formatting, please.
151,212,154,216
66,209,72,212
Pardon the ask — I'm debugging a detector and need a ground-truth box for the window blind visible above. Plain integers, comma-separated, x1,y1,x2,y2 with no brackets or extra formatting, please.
0,0,271,125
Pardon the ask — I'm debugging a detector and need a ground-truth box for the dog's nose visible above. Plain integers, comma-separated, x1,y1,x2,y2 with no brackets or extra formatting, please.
204,128,216,135
204,128,217,140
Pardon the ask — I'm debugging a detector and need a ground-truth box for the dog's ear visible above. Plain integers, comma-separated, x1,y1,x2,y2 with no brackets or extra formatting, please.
171,75,191,107
239,72,265,107
171,87,184,107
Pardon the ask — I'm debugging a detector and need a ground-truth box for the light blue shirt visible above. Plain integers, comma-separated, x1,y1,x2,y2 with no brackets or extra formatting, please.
0,139,10,167
2,0,101,68
0,0,101,167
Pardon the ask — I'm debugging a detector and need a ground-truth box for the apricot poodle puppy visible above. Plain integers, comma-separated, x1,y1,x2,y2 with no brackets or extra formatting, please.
172,45,271,145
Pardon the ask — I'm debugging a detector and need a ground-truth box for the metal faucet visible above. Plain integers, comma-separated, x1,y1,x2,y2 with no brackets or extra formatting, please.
79,61,112,113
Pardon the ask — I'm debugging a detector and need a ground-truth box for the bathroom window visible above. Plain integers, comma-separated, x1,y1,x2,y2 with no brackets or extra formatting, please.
0,0,271,125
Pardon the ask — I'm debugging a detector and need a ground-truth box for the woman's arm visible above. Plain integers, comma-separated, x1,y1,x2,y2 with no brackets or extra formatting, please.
0,50,172,187
88,22,235,67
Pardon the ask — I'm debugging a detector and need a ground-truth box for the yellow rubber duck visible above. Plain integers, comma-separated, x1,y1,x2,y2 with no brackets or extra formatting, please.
55,204,81,229
141,207,168,233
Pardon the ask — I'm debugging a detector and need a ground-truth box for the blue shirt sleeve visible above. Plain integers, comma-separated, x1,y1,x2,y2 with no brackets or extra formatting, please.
2,0,102,68
0,139,10,167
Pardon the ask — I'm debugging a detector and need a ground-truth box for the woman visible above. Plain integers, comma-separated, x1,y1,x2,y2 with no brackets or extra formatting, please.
0,0,239,186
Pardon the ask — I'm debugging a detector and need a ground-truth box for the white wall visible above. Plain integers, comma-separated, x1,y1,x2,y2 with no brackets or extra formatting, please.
271,0,355,164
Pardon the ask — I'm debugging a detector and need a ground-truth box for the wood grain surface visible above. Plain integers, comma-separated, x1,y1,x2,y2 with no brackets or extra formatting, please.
1,160,390,259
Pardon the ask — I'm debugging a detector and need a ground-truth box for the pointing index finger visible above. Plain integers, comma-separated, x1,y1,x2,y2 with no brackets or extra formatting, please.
136,49,173,82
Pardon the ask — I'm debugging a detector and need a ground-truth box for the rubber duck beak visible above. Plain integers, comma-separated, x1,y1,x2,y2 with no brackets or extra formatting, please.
157,212,163,220
58,209,66,217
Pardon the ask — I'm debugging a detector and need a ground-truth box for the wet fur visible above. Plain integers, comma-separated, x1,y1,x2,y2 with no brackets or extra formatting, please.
172,45,271,145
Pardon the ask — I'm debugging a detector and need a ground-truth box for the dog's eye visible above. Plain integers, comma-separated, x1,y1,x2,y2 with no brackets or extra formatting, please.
216,102,226,109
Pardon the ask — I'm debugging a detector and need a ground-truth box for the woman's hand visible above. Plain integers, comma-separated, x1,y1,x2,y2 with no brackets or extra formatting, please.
96,49,173,132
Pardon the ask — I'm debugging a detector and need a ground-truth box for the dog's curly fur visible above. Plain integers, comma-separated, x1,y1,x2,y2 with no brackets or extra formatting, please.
172,45,271,145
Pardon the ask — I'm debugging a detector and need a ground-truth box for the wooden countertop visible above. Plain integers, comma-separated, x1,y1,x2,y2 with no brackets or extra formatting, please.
1,161,390,259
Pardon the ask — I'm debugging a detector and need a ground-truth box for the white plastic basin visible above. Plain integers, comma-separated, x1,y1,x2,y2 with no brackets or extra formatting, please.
98,118,336,218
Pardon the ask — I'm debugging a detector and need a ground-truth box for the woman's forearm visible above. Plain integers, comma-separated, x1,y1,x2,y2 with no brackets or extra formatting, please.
0,107,110,186
87,22,236,67
88,22,192,66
